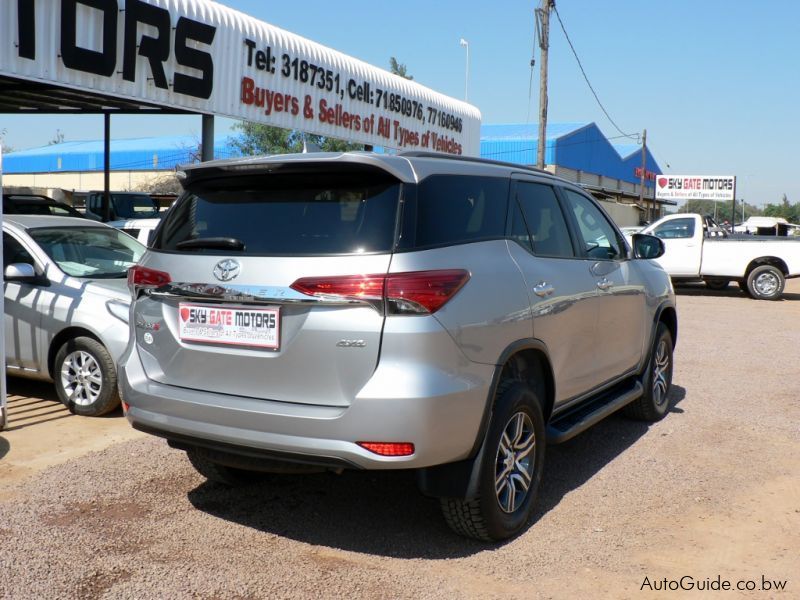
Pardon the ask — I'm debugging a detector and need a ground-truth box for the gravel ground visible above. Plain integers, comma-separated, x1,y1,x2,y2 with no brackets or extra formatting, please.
1,281,798,599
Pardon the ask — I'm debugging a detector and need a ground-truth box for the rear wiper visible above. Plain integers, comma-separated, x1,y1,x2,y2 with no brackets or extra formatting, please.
175,237,246,251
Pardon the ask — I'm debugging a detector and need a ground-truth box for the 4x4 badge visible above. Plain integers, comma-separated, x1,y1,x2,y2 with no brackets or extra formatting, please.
213,259,241,282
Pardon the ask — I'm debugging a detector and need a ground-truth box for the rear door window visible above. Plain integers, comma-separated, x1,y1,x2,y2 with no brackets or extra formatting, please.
515,182,575,258
155,172,401,255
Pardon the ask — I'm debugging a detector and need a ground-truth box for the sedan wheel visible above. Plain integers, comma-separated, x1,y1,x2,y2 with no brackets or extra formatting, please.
60,350,103,407
54,336,120,416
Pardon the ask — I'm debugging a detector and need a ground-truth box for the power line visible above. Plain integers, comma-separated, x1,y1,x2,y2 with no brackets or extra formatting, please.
552,5,638,142
526,9,539,123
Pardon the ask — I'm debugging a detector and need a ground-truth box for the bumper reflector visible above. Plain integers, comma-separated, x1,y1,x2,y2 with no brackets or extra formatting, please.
357,442,415,457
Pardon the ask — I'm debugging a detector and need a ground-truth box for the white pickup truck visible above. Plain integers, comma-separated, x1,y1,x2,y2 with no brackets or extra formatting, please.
636,213,800,300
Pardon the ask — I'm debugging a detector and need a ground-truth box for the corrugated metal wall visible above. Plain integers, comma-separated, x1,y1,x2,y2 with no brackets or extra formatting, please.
3,135,239,173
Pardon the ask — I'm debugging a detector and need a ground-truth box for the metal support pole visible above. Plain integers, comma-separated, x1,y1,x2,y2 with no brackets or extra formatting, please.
459,39,470,102
731,177,737,231
103,113,111,222
638,129,648,221
536,0,552,170
201,115,214,162
0,145,6,430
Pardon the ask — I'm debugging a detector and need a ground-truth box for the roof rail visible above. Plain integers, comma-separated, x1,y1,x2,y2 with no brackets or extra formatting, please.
397,151,551,175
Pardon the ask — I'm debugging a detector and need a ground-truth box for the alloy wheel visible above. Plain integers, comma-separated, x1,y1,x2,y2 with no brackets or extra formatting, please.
494,411,536,513
652,339,670,407
60,350,103,407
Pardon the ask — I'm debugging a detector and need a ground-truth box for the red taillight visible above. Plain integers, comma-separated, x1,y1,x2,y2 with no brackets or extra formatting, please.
290,274,385,300
127,265,171,296
358,442,415,457
385,270,470,314
290,270,469,314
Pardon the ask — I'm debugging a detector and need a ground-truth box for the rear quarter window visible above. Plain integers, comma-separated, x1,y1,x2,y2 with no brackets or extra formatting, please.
399,175,509,250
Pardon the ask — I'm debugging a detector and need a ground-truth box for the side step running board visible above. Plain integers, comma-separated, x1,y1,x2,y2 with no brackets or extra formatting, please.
546,381,643,444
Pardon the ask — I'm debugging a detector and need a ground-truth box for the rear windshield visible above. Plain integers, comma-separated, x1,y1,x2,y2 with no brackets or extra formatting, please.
154,173,400,255
112,194,159,219
398,175,509,250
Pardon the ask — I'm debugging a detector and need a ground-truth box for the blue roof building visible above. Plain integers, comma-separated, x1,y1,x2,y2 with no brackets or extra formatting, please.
3,135,240,174
480,122,661,187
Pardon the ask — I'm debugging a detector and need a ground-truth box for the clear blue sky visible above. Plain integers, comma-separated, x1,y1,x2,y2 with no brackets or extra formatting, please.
1,0,798,205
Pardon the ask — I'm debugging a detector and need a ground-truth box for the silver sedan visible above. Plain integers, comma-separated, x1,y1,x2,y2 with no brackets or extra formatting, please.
3,215,144,416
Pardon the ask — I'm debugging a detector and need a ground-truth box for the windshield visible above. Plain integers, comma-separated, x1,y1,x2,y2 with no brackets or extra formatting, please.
29,227,145,278
112,194,159,219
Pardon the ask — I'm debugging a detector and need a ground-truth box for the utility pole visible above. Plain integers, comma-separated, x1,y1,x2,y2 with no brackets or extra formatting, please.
638,129,648,221
536,0,553,170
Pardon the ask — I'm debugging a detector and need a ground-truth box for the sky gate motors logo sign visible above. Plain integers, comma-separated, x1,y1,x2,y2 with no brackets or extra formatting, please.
655,175,736,202
14,0,216,99
179,303,280,350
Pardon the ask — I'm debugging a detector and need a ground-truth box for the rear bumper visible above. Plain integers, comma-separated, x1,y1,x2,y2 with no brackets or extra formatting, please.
119,326,495,470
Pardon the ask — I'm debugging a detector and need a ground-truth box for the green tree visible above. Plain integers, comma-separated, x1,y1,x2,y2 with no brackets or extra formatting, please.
1,128,13,153
231,122,362,157
679,199,762,223
48,129,65,145
763,194,800,222
389,57,413,80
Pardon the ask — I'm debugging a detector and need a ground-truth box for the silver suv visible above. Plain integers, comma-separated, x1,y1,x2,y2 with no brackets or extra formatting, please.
120,152,676,541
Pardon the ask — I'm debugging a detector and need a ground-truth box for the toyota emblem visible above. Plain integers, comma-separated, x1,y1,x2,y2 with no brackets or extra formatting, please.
213,259,241,282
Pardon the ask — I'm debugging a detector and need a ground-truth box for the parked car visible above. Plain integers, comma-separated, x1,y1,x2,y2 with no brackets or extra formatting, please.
3,216,145,416
121,151,677,541
84,191,160,222
3,194,84,218
108,217,162,246
640,213,800,299
620,225,644,237
733,216,800,236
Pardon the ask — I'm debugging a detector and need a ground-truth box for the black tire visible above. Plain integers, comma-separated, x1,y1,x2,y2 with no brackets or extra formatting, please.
746,265,785,300
54,336,120,417
624,323,673,422
440,383,546,542
186,447,262,486
704,278,730,291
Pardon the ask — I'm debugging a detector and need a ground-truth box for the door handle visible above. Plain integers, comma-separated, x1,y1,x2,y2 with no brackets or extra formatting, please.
597,278,614,290
533,282,555,297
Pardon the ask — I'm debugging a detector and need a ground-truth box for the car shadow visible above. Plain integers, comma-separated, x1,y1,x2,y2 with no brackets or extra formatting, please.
535,385,686,521
673,283,746,299
3,377,124,431
0,437,9,460
673,282,800,301
187,385,687,559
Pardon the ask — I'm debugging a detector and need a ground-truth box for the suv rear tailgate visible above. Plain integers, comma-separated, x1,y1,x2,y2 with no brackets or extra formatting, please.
134,253,390,407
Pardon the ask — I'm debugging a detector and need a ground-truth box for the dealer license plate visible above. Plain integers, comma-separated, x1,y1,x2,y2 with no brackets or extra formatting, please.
178,303,280,350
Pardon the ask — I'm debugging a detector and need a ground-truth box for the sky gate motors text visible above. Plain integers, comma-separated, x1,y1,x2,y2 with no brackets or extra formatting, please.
15,0,216,99
665,177,734,191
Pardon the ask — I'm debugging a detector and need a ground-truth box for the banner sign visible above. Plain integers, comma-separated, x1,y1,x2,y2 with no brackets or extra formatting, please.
655,175,736,201
0,0,481,155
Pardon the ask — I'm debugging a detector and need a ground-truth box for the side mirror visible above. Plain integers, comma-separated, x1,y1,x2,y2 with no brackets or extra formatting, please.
631,234,665,259
4,262,38,281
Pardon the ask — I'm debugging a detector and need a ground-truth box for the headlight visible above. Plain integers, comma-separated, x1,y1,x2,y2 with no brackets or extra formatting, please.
106,299,130,324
